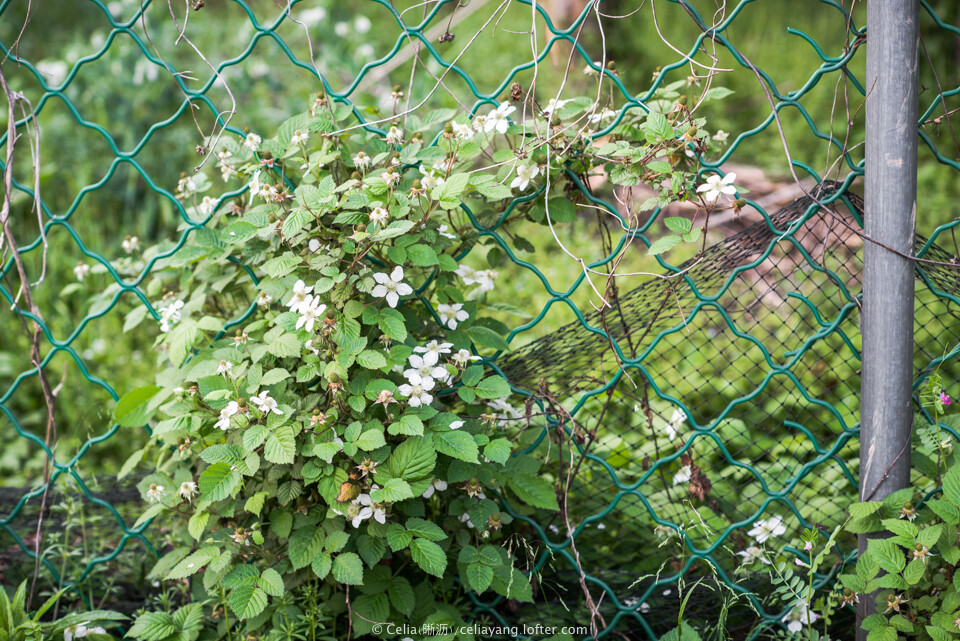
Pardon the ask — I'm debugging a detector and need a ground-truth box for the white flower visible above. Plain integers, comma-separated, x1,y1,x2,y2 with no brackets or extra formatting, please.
419,164,445,192
460,512,475,529
449,421,464,430
354,15,372,33
473,269,498,293
296,296,327,332
712,129,729,143
451,121,474,141
145,483,165,503
736,545,770,565
243,133,262,151
74,262,90,281
372,266,413,308
583,61,602,76
64,623,107,641
256,291,273,306
215,401,240,430
291,129,309,145
352,151,370,169
305,339,319,356
748,515,787,543
385,126,403,145
488,397,521,426
287,279,313,312
198,196,216,216
353,489,386,527
369,207,389,226
247,169,262,206
456,265,477,284
422,478,448,498
179,481,198,502
510,162,540,191
471,114,487,132
542,97,569,116
589,108,617,124
122,236,139,253
696,172,737,204
484,103,516,135
665,408,685,441
397,373,434,407
158,299,184,332
251,391,283,415
217,360,234,376
381,170,400,185
672,465,692,485
299,7,326,25
437,303,469,330
781,600,818,634
404,352,448,388
415,341,453,359
451,349,481,367
438,225,457,239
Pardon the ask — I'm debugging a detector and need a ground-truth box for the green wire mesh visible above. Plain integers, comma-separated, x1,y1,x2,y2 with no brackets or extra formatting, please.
1,0,960,638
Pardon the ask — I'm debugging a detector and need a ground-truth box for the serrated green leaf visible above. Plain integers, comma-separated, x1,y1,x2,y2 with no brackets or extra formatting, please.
332,552,365,585
474,376,511,399
198,462,240,502
410,538,447,577
230,585,268,620
433,430,479,463
264,425,297,464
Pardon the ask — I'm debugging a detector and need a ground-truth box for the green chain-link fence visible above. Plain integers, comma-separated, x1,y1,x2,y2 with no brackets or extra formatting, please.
3,0,960,638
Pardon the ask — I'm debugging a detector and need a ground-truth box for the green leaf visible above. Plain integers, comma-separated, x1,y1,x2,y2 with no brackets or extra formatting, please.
388,414,424,436
386,436,437,482
647,235,681,256
850,501,883,520
355,429,387,451
332,552,365,585
474,375,511,399
230,585,268,620
267,333,301,359
166,547,220,580
867,537,905,574
222,565,259,588
378,309,407,342
114,386,162,427
664,217,692,234
312,552,332,579
260,368,291,385
244,491,268,517
407,244,439,266
645,111,675,141
925,499,960,524
357,536,387,567
389,577,415,615
257,568,284,597
261,253,302,278
289,528,325,570
944,464,960,505
434,430,480,463
187,512,209,541
198,462,240,502
508,475,559,510
370,478,414,503
406,517,447,541
410,538,447,577
461,365,483,387
387,524,413,551
265,425,297,464
467,326,510,351
127,612,178,641
432,172,469,209
483,438,511,465
357,350,388,369
466,562,494,592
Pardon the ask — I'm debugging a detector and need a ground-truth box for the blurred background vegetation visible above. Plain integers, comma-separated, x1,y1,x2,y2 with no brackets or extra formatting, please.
2,0,959,623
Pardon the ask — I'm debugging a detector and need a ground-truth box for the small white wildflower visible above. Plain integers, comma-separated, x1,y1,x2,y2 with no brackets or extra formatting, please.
748,515,787,543
736,545,770,565
781,600,818,634
256,291,273,306
305,339,319,356
296,296,327,333
178,481,198,502
385,126,403,145
372,266,413,308
287,279,314,312
251,390,282,415
672,465,692,485
354,16,371,33
397,373,434,407
712,129,729,143
243,132,262,151
542,97,569,116
437,302,469,330
422,478,448,499
451,349,481,367
291,129,309,145
484,103,516,135
415,340,454,356
404,352,448,389
471,114,487,132
122,235,140,253
665,408,685,441
216,360,234,377
145,483,165,503
438,225,457,239
352,151,370,169
158,299,184,332
451,121,474,141
510,162,539,191
215,401,240,430
696,172,737,204
74,262,91,281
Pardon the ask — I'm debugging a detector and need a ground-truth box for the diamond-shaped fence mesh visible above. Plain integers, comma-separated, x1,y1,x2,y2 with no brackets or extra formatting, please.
2,0,960,639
